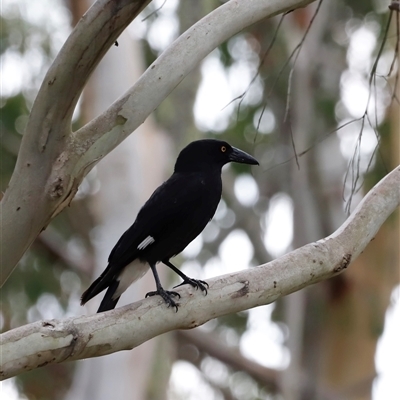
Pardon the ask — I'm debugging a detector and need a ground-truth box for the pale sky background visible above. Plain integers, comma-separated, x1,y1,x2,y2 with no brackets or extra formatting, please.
1,0,399,399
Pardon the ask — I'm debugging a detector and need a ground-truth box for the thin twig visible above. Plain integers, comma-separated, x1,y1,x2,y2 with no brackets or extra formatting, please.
283,0,324,122
287,111,300,170
343,12,394,213
262,117,364,172
141,0,167,22
222,14,286,113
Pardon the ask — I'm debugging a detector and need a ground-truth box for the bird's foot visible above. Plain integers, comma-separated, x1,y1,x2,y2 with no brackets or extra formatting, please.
146,288,181,312
174,278,209,295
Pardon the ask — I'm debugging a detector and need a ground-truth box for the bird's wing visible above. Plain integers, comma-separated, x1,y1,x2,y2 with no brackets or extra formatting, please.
108,171,219,265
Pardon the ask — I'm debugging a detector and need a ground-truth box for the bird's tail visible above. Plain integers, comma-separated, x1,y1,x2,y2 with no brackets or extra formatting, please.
81,260,149,313
97,280,120,312
81,264,117,309
81,276,121,313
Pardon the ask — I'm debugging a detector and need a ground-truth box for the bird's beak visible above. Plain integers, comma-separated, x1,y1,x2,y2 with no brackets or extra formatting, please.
229,147,259,166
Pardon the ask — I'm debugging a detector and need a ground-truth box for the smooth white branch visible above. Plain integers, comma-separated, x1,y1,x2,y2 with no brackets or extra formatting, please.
1,165,399,380
0,0,151,285
0,0,316,286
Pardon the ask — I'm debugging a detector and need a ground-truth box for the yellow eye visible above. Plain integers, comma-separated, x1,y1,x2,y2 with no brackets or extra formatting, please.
221,146,227,153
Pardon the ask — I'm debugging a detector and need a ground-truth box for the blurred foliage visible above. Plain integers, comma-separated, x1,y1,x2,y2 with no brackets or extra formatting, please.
0,94,25,190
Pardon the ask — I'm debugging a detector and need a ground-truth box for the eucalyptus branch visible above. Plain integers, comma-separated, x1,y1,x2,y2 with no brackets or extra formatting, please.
0,0,152,285
0,0,317,287
1,165,398,380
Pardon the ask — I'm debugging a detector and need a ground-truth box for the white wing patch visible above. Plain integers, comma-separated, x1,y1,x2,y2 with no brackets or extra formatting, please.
137,235,155,250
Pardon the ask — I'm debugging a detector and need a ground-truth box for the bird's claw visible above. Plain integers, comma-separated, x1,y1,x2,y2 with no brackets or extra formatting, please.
174,278,209,295
146,289,180,312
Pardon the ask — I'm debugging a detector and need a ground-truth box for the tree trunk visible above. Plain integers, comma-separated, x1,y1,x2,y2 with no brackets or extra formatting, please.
65,26,171,400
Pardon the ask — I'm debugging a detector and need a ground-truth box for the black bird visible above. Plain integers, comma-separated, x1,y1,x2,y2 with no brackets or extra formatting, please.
81,139,258,312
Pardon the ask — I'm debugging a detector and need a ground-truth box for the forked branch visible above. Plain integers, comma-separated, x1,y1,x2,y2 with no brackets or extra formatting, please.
0,0,317,286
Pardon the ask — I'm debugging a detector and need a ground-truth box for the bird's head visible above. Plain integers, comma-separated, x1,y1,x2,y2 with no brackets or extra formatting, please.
174,139,259,173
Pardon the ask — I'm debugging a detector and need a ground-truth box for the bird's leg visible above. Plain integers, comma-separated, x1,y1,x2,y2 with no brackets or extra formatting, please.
146,263,180,311
162,260,208,295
